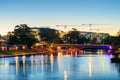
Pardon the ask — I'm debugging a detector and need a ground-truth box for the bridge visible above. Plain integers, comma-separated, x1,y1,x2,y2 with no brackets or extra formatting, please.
52,44,113,50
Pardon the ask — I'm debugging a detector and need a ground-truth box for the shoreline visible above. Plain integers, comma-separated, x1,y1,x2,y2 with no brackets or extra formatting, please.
0,52,46,58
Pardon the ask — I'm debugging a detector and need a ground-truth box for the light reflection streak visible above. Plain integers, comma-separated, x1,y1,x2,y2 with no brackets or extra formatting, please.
57,52,62,71
22,55,26,75
99,55,105,72
88,54,92,78
45,55,48,68
75,51,77,57
88,63,92,77
2,57,4,65
70,51,73,56
30,55,34,72
35,56,38,72
97,49,103,55
15,56,19,76
41,55,44,72
50,54,54,72
64,70,67,80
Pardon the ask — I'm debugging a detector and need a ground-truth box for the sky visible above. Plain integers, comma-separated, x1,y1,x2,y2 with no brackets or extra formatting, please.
0,0,120,35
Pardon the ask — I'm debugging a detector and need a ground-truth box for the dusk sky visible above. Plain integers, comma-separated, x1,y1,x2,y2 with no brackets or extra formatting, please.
0,0,120,35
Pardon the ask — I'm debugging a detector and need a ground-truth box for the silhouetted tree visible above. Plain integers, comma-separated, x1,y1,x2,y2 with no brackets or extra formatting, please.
63,31,89,44
8,24,38,48
101,36,112,44
39,28,62,44
0,34,1,41
101,30,120,47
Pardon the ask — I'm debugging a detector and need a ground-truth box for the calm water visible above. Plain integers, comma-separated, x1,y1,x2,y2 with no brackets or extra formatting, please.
0,53,120,80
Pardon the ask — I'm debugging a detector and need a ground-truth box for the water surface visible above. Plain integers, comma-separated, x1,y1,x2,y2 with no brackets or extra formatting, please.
0,53,120,80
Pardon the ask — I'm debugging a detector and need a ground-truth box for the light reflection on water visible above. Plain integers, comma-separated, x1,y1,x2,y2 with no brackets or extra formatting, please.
0,53,120,80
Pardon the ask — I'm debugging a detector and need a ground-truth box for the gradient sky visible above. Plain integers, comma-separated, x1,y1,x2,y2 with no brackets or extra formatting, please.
0,0,120,35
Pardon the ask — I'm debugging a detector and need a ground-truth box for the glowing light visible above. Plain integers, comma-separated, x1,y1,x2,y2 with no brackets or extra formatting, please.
15,46,18,50
57,46,61,49
118,55,120,58
50,54,54,72
58,52,62,71
22,56,26,75
15,56,19,75
57,46,61,52
1,47,5,51
64,70,67,80
22,46,26,50
75,51,77,57
88,54,92,78
109,54,113,58
88,63,92,77
109,46,112,50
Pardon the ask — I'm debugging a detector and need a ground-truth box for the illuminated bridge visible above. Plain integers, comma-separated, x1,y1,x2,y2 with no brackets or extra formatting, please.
53,44,113,50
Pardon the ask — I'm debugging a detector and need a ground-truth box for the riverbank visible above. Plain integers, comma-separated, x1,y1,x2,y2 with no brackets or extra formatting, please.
111,51,120,62
0,49,54,58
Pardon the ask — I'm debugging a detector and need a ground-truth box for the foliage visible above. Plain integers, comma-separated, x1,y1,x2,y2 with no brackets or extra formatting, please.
7,24,38,48
117,30,120,36
0,34,1,42
101,30,120,47
101,36,112,44
39,28,62,44
63,31,89,44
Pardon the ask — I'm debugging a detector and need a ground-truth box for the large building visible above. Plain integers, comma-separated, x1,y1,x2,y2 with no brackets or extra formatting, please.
80,31,109,43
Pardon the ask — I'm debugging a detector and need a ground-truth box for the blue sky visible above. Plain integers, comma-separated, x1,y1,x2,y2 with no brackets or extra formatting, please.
0,0,120,35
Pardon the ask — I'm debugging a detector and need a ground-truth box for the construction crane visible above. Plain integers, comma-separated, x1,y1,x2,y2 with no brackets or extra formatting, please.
81,24,112,33
56,25,82,31
81,24,103,32
56,24,106,33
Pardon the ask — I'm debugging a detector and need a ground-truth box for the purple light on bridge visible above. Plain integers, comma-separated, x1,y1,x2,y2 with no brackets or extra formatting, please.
109,46,112,50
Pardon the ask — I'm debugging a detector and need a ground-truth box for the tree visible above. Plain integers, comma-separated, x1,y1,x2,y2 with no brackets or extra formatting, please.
39,28,62,44
91,38,97,44
101,30,120,47
8,24,38,48
0,34,1,41
117,30,120,36
62,31,89,44
101,36,112,44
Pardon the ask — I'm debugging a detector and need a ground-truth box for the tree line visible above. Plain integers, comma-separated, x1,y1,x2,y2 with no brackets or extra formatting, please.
0,24,120,48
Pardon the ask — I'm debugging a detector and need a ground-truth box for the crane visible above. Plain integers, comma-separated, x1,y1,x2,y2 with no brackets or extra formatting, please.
56,24,106,33
81,24,112,33
81,24,104,32
56,25,82,31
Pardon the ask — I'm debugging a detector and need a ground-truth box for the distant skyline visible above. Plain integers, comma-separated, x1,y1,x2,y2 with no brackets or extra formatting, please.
0,0,120,35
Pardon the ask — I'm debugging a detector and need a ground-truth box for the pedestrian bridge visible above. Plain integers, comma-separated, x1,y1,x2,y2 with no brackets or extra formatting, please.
53,44,113,50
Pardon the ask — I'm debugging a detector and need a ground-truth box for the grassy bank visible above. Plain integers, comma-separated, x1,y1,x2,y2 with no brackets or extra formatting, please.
0,50,39,55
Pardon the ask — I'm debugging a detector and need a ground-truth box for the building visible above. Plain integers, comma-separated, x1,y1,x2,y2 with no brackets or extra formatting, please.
80,31,109,43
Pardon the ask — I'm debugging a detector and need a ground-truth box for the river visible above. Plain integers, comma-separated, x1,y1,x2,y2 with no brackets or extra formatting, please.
0,52,120,80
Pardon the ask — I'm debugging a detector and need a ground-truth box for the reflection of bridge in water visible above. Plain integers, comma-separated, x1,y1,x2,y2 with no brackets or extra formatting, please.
53,44,113,54
53,44,113,50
